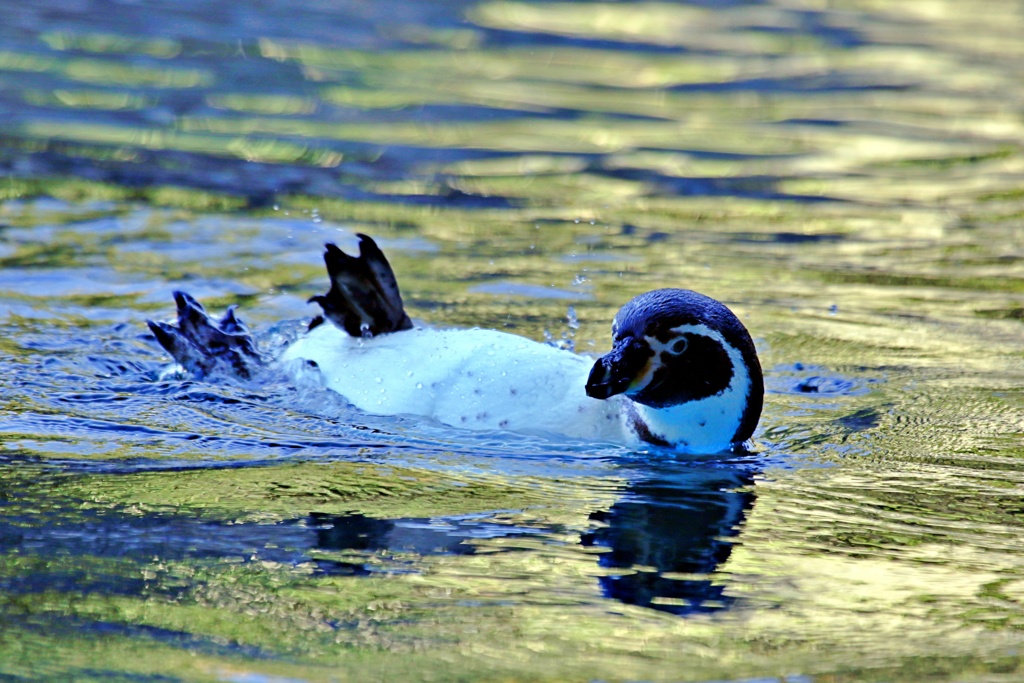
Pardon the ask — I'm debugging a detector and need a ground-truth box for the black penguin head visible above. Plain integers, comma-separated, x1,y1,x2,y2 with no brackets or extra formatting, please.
585,289,764,444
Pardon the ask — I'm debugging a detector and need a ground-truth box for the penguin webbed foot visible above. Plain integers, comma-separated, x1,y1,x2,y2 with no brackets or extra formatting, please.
309,234,413,338
147,291,263,380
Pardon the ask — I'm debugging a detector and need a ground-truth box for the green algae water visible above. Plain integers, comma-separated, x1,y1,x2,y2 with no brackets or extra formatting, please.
2,1,1023,681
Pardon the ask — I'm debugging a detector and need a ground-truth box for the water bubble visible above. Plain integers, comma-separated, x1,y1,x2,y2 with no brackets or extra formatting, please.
566,306,579,331
543,308,578,352
416,382,424,389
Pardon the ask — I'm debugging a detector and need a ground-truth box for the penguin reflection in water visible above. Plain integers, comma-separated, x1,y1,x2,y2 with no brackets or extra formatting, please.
150,235,763,453
306,465,757,614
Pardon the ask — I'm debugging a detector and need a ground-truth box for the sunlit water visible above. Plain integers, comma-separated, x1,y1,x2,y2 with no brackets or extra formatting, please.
2,1,1023,681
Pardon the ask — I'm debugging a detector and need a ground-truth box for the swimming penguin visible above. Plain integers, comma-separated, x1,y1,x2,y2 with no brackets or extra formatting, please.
149,235,763,452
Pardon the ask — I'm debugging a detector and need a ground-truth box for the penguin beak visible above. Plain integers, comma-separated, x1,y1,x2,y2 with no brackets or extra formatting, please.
585,337,653,400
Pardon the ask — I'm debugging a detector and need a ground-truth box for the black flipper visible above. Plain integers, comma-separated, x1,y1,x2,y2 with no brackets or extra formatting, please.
308,234,413,337
147,291,263,379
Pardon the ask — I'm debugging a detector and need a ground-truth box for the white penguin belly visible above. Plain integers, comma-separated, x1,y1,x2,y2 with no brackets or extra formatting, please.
279,325,629,443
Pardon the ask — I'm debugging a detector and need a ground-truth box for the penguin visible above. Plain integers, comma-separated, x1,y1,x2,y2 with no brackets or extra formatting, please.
149,234,762,452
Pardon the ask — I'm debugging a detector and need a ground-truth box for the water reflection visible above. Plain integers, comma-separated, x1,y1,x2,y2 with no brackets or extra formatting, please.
582,463,755,615
3,0,1024,677
0,457,755,621
309,510,550,575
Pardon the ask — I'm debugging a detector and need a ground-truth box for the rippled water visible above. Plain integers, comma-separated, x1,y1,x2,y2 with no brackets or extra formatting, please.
2,1,1023,681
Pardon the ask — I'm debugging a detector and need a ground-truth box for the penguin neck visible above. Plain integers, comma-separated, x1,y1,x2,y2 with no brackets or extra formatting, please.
626,340,753,453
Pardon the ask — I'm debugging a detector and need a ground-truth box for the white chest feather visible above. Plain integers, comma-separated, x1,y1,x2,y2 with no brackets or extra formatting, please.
279,325,628,442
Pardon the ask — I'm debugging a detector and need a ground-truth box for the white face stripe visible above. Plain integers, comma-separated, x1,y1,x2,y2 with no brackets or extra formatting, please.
630,323,752,452
629,323,716,395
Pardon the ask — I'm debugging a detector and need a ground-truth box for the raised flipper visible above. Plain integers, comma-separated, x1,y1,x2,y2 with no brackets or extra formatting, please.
147,291,263,379
308,234,413,337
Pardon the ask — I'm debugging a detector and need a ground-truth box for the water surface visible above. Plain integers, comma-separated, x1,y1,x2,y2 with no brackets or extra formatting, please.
1,1,1023,681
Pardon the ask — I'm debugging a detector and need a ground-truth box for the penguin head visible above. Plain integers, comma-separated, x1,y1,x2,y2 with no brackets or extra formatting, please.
585,289,763,446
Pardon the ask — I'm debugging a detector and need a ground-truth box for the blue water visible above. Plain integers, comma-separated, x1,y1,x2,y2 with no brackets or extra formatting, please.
2,0,1024,680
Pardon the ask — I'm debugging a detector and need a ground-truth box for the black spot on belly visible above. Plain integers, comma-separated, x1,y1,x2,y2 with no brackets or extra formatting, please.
476,412,489,421
499,419,509,428
509,388,518,396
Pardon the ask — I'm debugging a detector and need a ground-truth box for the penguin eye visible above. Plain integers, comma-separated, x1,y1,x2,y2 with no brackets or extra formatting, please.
668,337,688,355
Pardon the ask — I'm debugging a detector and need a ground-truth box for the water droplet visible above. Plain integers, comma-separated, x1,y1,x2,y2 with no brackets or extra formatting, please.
416,382,424,389
375,377,383,383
